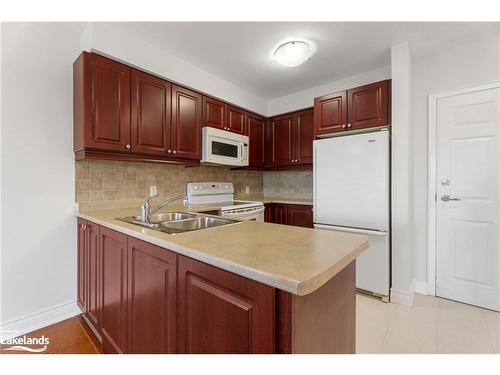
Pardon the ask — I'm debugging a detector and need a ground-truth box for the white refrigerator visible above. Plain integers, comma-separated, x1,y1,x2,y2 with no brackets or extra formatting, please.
313,130,390,298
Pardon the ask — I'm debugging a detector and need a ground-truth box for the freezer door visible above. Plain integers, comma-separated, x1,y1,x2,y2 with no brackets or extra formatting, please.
313,131,390,231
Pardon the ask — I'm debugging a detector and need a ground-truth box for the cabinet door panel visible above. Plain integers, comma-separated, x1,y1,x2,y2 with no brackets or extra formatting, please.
127,238,177,354
314,91,347,136
101,227,128,354
87,53,131,151
347,80,390,130
86,222,101,332
264,203,274,223
287,205,314,228
203,96,225,130
131,70,171,155
294,109,314,164
269,115,293,166
248,114,265,167
77,219,87,312
171,85,202,160
226,105,246,135
273,204,288,225
178,256,275,353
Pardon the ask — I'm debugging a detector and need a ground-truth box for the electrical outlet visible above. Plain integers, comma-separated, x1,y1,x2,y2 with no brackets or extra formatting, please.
150,185,157,197
245,186,250,194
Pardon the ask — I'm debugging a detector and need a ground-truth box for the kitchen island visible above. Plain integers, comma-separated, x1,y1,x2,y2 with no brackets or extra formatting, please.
76,206,368,354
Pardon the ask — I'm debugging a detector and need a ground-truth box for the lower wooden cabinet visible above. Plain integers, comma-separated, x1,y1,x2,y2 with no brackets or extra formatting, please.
264,203,313,228
100,227,128,354
178,256,275,354
127,238,177,354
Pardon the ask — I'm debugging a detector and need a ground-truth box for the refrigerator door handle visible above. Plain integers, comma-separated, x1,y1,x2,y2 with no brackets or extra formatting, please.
314,224,388,236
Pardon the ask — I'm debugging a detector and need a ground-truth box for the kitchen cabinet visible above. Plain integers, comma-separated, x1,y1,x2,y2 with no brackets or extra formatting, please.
171,85,202,160
264,203,313,228
293,109,314,164
226,105,246,135
127,238,177,354
347,80,390,130
100,227,128,354
313,80,391,137
287,204,314,228
77,219,101,334
131,69,171,155
247,113,265,167
202,96,247,135
267,109,314,168
178,256,275,353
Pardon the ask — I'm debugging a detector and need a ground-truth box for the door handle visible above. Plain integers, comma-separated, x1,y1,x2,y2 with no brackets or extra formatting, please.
441,194,461,202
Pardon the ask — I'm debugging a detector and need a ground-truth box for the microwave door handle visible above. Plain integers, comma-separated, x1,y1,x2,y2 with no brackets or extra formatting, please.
240,144,243,161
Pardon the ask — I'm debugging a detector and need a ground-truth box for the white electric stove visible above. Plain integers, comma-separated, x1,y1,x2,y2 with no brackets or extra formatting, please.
186,182,264,221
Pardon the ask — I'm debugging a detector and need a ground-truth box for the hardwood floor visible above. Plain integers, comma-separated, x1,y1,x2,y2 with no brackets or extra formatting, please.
0,315,101,354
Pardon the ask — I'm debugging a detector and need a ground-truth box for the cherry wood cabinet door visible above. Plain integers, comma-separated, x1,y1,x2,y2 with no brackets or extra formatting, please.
171,85,202,160
294,109,314,164
273,203,288,225
247,113,265,167
127,238,177,354
77,219,87,312
269,114,293,166
202,96,226,130
264,203,274,223
178,256,275,353
286,205,314,228
347,80,390,130
131,70,171,155
226,105,247,135
314,90,347,136
86,221,101,332
100,227,128,354
86,53,131,152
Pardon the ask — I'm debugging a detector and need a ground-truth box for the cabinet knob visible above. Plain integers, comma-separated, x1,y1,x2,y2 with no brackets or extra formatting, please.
125,144,131,150
168,149,172,153
342,124,346,129
347,123,352,128
173,150,177,154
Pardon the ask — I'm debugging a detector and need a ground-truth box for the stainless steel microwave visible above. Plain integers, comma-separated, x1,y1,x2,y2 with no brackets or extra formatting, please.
201,127,249,166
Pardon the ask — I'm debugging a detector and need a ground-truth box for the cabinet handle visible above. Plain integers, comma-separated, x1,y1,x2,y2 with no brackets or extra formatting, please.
347,123,352,129
342,124,346,129
173,150,177,154
168,149,172,153
125,144,131,150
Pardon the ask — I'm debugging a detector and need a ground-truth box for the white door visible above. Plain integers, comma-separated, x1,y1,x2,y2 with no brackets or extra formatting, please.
436,87,500,311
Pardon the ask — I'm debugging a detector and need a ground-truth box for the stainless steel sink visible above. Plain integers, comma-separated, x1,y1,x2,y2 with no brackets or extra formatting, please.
116,212,240,234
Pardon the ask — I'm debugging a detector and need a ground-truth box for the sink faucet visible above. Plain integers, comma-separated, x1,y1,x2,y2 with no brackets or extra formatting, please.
140,194,188,223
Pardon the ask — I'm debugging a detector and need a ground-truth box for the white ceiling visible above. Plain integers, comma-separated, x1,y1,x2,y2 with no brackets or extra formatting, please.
112,22,498,99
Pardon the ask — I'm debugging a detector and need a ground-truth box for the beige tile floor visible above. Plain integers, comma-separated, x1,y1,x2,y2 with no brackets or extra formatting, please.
356,293,500,354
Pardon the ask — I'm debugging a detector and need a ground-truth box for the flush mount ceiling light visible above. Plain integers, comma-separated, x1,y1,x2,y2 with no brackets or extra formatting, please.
273,41,314,67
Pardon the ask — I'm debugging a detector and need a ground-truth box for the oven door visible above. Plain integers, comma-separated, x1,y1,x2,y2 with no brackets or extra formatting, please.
220,206,265,222
202,127,249,166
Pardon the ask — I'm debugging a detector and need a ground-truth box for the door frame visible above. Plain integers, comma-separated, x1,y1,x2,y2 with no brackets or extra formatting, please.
427,81,500,296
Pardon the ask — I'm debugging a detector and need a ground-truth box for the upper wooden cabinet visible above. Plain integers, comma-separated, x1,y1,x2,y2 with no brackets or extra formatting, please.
131,70,171,155
171,85,202,160
293,109,314,165
74,52,131,153
314,80,391,136
202,96,247,135
267,108,314,168
314,91,347,136
247,113,265,167
347,80,390,130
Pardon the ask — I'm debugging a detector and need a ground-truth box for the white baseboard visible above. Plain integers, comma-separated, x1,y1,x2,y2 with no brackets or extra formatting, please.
390,287,415,307
0,301,82,339
411,278,428,295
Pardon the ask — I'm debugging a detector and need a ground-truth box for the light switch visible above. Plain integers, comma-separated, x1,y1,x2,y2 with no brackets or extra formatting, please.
150,185,157,197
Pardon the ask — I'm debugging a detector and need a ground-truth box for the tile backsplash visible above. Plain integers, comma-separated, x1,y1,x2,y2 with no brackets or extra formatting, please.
75,160,263,203
263,171,313,199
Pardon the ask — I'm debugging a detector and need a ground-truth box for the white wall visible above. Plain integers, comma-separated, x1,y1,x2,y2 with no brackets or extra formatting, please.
411,34,500,286
1,23,81,333
81,23,268,116
267,65,391,115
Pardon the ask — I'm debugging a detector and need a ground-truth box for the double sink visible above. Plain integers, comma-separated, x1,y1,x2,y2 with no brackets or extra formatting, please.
117,212,240,235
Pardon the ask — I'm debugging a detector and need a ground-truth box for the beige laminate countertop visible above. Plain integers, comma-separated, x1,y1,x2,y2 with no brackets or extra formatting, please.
77,205,367,296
